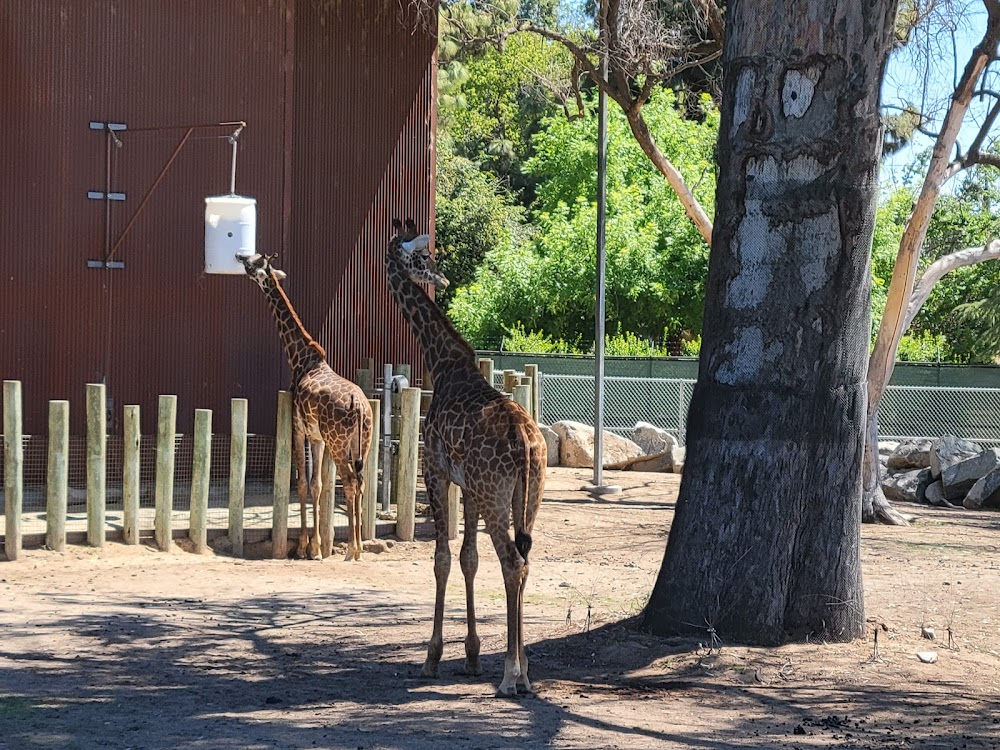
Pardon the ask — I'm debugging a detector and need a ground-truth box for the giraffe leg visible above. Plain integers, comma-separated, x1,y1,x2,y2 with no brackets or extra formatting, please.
307,439,325,560
516,560,532,693
421,469,451,678
352,473,363,561
458,489,482,676
341,469,359,562
487,520,525,697
292,427,310,559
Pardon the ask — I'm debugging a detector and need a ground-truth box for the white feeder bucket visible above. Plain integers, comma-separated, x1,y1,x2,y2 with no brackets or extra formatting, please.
204,195,257,274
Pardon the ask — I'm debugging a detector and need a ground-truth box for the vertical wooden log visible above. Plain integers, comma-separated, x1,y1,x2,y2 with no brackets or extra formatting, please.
46,400,69,552
524,364,540,423
513,384,532,415
228,398,248,558
154,395,177,552
85,383,106,547
319,450,336,558
503,369,518,395
447,483,461,541
394,363,412,384
478,357,494,384
3,381,23,561
394,387,420,542
272,390,292,559
122,405,141,545
189,408,212,554
355,368,374,396
362,398,380,541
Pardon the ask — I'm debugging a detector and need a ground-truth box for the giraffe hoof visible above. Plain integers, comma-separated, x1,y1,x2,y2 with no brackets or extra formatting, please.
495,680,520,698
516,677,534,695
421,661,440,678
463,659,483,676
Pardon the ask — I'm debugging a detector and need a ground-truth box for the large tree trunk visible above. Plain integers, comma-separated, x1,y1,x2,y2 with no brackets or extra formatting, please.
642,0,898,645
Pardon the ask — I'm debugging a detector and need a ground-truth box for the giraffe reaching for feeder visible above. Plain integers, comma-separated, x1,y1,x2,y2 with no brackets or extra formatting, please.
386,218,546,696
238,253,372,562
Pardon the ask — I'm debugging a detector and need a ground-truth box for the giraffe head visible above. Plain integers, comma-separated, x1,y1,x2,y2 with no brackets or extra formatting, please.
237,252,286,290
390,218,449,290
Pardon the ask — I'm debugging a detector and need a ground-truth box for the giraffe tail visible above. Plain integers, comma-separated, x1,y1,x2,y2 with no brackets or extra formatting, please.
351,394,365,491
513,422,533,563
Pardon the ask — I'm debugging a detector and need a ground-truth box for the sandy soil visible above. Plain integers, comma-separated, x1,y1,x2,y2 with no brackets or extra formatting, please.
1,467,998,750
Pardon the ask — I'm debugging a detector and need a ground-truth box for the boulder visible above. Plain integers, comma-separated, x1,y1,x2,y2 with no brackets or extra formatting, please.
537,424,561,467
941,448,1000,500
672,446,686,474
552,421,644,469
929,436,982,479
878,440,901,457
964,467,1000,509
924,480,950,507
881,467,933,504
886,440,933,471
632,422,678,456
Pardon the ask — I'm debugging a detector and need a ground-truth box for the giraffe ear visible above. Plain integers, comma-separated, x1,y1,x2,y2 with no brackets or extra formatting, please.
272,269,287,281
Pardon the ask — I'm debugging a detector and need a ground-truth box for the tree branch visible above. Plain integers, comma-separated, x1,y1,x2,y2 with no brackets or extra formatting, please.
903,239,1000,331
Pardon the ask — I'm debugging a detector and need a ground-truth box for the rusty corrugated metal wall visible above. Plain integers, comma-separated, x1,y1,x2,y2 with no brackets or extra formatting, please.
0,0,436,434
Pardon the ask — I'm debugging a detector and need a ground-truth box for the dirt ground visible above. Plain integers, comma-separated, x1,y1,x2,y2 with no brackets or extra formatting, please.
1,467,998,750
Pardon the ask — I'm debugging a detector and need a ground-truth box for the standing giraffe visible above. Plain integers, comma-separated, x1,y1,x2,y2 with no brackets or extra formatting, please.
386,218,546,696
238,253,372,562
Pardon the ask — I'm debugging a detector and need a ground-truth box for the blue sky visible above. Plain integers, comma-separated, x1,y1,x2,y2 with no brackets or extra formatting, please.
881,0,993,188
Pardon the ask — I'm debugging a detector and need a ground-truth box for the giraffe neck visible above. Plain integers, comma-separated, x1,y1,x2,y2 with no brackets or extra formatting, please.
261,279,325,382
386,254,477,382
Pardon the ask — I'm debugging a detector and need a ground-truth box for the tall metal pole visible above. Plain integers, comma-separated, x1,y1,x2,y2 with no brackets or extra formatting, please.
590,0,618,495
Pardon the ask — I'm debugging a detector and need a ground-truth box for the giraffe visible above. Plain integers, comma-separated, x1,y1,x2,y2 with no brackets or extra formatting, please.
238,253,373,562
386,218,546,696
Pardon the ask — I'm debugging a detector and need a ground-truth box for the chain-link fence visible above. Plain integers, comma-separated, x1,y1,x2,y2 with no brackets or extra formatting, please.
540,374,1000,447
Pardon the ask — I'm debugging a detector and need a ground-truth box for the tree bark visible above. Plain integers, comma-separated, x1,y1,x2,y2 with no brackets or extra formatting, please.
642,0,898,645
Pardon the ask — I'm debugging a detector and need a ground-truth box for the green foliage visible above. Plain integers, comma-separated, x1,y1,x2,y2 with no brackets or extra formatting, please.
448,88,717,350
895,330,952,362
501,322,578,353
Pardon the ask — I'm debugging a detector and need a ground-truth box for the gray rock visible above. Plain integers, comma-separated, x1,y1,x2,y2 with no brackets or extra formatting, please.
632,422,678,456
881,467,933,504
941,448,1000,500
672,446,686,474
886,440,933,470
552,420,644,469
924,480,951,507
537,424,561,467
964,467,1000,509
878,440,901,457
921,626,936,640
916,651,938,664
930,435,983,479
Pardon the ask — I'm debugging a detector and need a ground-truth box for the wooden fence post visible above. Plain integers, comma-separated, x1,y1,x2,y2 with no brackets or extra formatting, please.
355,368,374,396
478,357,493,385
3,381,23,561
394,386,420,541
448,483,461,541
319,451,336,558
154,395,177,552
46,400,69,552
513,384,532,415
362,397,380,541
394,363,412,384
523,364,540,422
86,383,106,547
228,398,248,558
189,408,212,554
503,369,519,395
122,406,140,545
272,390,292,559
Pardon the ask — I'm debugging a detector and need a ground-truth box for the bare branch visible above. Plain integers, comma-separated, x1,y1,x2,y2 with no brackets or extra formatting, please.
904,239,1000,331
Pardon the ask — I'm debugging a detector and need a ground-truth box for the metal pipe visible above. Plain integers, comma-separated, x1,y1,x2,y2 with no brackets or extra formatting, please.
593,0,609,489
381,363,393,512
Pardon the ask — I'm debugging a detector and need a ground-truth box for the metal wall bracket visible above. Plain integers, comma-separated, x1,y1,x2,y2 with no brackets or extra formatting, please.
86,260,125,270
87,191,126,201
89,121,128,131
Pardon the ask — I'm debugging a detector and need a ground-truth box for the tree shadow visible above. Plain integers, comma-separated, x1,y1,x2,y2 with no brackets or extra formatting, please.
1,590,997,750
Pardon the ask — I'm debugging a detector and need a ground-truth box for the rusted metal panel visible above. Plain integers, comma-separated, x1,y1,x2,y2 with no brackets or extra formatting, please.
289,0,437,387
0,0,436,435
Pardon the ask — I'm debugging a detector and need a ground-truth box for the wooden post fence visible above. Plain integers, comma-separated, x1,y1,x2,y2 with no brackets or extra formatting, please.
394,386,420,541
355,368,374,396
478,357,493,384
189,408,212,554
319,451,336,559
86,383,106,547
228,398,248,558
154,395,177,552
513,383,532,415
362,397,379,540
503,369,519,395
272,390,292,559
46,400,69,552
122,406,140,545
3,381,23,561
524,364,540,423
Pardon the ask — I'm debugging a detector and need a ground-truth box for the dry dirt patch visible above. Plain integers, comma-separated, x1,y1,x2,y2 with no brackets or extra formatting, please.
0,467,998,749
